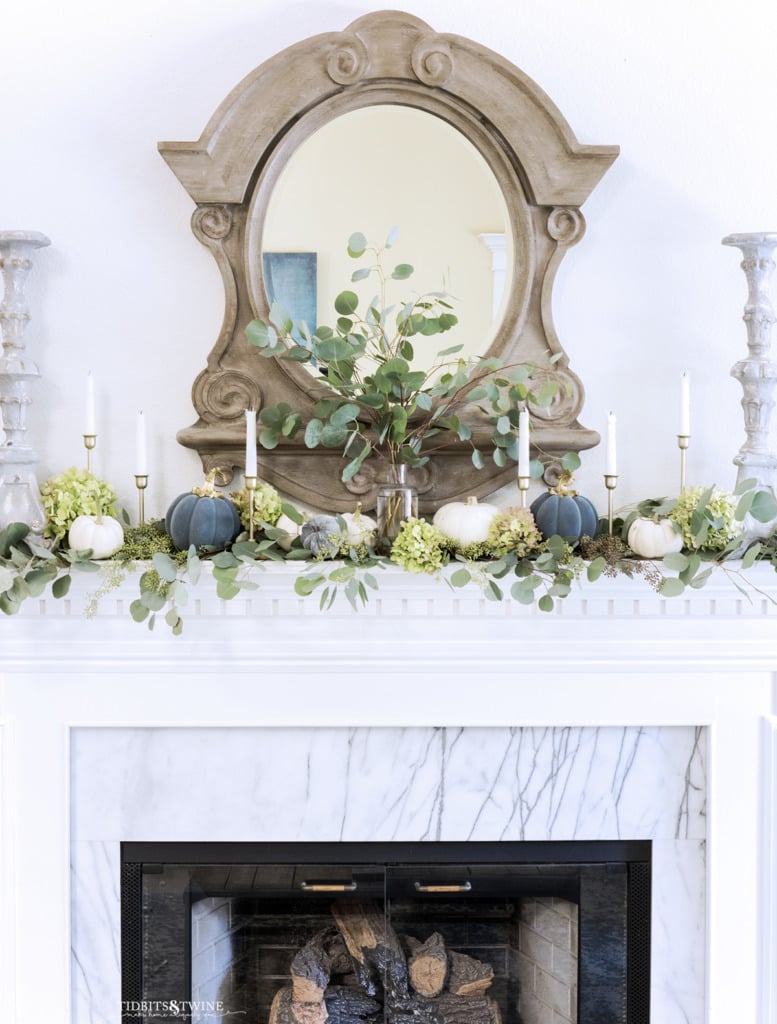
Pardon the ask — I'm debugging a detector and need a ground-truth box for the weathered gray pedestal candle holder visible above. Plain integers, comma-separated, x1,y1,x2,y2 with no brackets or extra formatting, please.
0,230,50,535
723,232,777,537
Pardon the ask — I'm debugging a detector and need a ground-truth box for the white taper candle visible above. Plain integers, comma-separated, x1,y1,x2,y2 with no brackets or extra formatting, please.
680,372,691,435
518,409,530,478
606,412,617,475
85,372,96,435
245,409,257,477
135,410,147,475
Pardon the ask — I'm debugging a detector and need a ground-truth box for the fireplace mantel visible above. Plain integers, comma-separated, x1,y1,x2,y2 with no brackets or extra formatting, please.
5,560,777,670
1,563,776,1024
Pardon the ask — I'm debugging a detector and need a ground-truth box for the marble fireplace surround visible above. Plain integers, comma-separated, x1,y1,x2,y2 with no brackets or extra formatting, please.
1,564,777,1024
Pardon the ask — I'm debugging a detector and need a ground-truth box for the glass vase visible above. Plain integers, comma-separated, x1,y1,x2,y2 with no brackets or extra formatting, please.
0,472,47,536
376,463,417,553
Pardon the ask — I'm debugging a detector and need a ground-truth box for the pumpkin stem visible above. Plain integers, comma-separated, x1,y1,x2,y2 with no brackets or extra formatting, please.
192,469,225,499
550,470,578,497
466,496,478,505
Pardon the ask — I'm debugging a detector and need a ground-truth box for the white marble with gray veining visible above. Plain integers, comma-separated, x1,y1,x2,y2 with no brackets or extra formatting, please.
71,841,121,1024
70,725,705,842
70,726,707,1023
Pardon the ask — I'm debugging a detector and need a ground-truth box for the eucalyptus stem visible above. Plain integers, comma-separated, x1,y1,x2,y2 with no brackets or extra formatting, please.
246,230,561,479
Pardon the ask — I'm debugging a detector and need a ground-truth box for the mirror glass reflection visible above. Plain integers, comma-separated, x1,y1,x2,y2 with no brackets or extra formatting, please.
260,105,514,368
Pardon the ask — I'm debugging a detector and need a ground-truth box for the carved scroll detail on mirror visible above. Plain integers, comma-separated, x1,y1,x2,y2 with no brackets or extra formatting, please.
411,39,454,86
159,11,618,509
326,36,369,85
193,369,262,426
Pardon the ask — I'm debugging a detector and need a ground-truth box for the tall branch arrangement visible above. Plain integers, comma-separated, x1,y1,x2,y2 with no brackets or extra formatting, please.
246,229,559,480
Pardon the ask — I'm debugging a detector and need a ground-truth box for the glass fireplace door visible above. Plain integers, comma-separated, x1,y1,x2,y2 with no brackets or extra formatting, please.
122,841,649,1024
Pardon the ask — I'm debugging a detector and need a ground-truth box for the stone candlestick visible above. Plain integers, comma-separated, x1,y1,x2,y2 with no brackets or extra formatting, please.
0,230,50,535
722,232,777,492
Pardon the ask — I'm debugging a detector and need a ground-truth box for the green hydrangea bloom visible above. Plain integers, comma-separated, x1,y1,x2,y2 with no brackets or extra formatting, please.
390,518,448,574
40,467,118,541
486,507,543,557
231,481,283,530
669,485,739,551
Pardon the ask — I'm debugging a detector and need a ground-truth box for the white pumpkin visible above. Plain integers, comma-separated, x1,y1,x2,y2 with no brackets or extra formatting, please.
274,512,304,552
68,514,125,559
627,516,683,559
341,505,377,547
432,496,499,548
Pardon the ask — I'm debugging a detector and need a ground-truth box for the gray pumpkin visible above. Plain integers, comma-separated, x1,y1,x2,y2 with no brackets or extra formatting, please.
300,514,341,557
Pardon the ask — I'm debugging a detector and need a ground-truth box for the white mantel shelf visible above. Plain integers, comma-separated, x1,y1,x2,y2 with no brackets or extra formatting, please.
5,559,777,671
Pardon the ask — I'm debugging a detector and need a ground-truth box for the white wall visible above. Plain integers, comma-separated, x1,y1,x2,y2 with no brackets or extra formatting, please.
3,0,777,521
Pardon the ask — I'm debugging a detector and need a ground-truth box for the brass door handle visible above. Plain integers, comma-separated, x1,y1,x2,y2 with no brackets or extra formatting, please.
300,881,358,892
414,881,472,893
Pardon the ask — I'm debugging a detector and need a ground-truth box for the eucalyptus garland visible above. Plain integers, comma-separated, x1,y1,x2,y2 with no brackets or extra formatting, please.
1,476,776,634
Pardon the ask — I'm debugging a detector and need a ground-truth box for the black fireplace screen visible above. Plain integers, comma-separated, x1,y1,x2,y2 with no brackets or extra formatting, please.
121,841,650,1024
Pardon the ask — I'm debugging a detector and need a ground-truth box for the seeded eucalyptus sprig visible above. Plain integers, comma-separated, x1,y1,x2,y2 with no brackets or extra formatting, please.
449,535,582,612
128,539,282,634
246,229,558,481
0,521,100,615
294,558,386,611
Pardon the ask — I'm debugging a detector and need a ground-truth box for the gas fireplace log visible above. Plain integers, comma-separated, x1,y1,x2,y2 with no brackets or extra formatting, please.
271,983,501,1024
331,901,410,1001
268,986,327,1024
268,985,292,1024
292,1003,329,1024
291,927,351,1003
279,903,502,1024
290,931,329,1002
331,901,404,961
323,984,382,1023
446,949,494,996
386,995,501,1024
328,936,355,977
430,994,502,1024
407,931,448,997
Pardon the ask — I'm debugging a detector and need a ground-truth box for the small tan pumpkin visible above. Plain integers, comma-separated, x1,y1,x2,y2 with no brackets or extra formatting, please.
432,496,498,548
68,514,125,559
627,516,683,558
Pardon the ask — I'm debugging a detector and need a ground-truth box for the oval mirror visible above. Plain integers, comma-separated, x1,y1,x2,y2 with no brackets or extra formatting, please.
160,11,618,510
256,105,514,365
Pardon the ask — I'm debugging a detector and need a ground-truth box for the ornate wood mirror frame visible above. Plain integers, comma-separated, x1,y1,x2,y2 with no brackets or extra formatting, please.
159,11,618,511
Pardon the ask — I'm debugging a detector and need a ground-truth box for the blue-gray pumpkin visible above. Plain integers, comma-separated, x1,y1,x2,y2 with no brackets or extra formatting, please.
300,514,342,557
165,490,241,551
530,480,598,541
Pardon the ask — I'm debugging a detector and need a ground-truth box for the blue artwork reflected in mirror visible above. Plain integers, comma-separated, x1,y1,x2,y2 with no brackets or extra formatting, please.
262,252,317,347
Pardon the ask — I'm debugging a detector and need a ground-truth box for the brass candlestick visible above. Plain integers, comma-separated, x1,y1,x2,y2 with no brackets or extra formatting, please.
604,474,618,535
677,434,690,493
245,475,257,541
134,475,148,526
83,434,96,473
517,475,530,508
